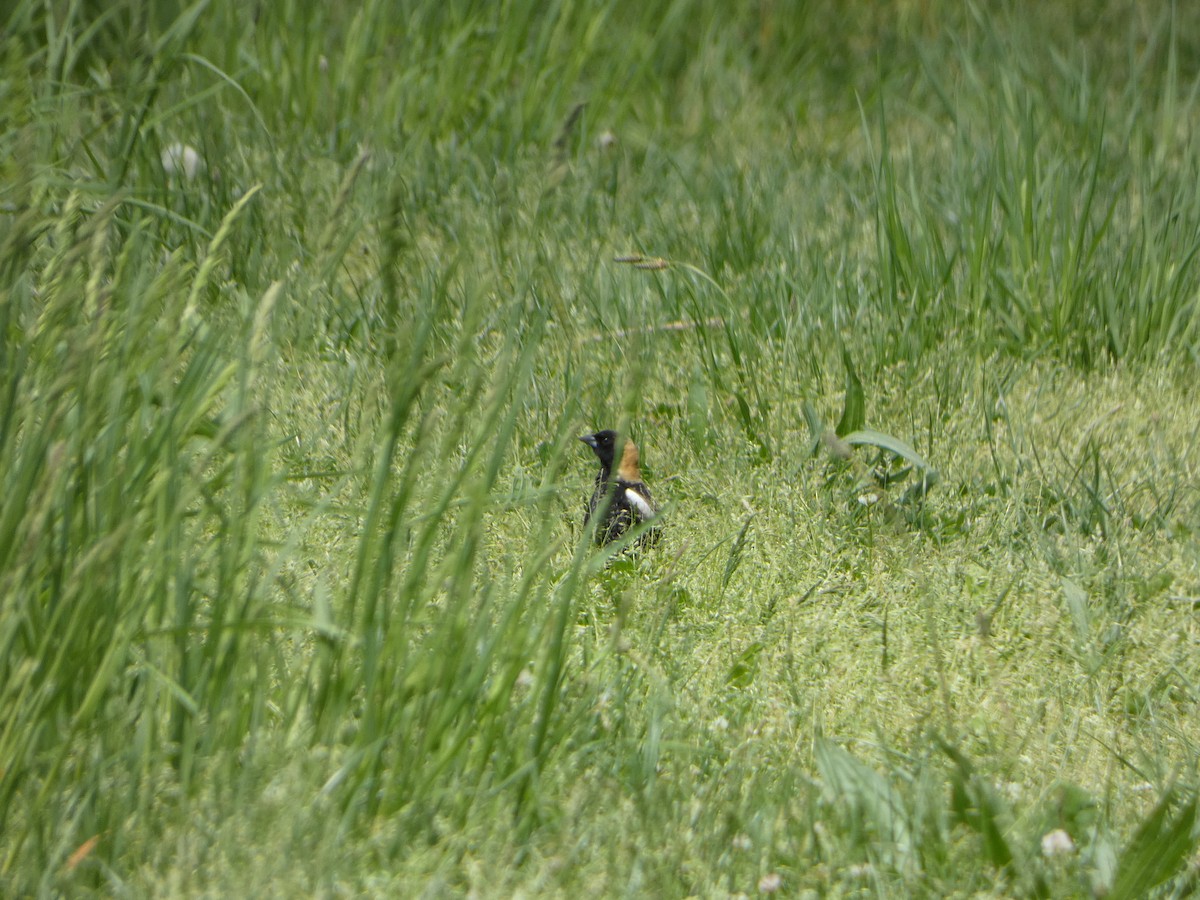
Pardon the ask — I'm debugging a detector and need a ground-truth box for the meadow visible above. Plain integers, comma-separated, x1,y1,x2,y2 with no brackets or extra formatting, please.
4,1,1200,895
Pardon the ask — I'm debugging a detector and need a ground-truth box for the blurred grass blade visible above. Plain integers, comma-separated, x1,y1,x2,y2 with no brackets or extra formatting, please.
802,400,825,456
939,736,1015,868
1108,787,1198,900
841,429,935,475
721,515,754,593
815,740,915,873
836,349,866,437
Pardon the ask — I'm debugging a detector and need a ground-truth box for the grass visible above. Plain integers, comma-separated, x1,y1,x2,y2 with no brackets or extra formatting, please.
4,0,1200,895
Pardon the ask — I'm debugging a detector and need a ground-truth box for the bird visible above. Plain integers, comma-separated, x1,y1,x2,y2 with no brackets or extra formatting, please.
580,429,661,548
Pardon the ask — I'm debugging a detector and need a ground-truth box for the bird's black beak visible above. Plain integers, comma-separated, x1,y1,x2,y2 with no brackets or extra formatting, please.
579,433,598,449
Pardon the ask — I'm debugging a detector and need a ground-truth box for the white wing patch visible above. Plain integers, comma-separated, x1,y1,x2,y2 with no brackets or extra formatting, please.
625,488,656,520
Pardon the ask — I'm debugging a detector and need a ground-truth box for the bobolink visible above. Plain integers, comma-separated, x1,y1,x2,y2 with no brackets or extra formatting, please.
580,429,661,548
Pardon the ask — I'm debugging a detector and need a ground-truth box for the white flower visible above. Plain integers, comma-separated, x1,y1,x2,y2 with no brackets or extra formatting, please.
161,143,202,180
1041,828,1075,857
757,872,782,893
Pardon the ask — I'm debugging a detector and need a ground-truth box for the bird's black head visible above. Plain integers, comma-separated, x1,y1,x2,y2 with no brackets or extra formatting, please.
580,429,619,469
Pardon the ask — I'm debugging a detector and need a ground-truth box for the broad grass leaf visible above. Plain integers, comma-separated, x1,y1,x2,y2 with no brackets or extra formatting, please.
836,349,866,437
815,740,915,873
726,641,763,688
841,429,935,474
802,400,824,457
1108,788,1198,900
939,737,1014,869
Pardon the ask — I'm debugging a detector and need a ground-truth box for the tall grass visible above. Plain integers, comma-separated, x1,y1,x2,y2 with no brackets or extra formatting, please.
4,0,1200,895
0,193,269,878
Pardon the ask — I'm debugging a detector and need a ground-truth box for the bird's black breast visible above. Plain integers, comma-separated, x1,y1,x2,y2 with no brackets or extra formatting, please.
586,475,660,548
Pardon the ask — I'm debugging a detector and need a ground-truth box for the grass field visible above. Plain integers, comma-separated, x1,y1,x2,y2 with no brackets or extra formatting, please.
5,1,1200,896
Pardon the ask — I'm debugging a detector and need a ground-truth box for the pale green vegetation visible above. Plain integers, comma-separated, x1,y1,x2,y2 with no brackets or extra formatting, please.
5,1,1200,896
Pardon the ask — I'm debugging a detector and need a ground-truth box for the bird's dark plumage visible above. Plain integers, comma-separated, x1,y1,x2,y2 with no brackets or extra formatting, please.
580,429,660,548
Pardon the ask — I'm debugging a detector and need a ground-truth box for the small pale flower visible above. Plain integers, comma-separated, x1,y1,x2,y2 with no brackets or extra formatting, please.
597,129,617,151
1000,779,1025,803
1041,828,1075,857
731,833,752,851
161,142,202,180
758,872,782,893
